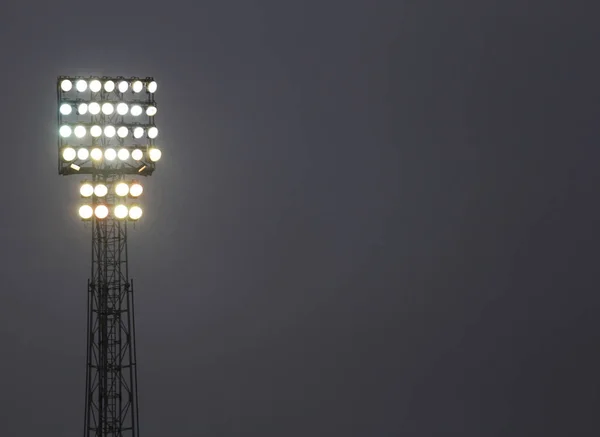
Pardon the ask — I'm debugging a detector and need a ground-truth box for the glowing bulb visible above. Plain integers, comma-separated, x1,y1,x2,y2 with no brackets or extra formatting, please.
148,148,162,162
116,103,128,115
131,149,143,161
88,102,100,115
78,103,88,115
133,127,144,138
90,125,102,137
59,103,72,115
80,183,94,197
89,80,102,92
118,148,130,161
114,204,129,219
104,80,115,92
94,184,108,197
62,147,76,161
90,148,103,161
79,205,93,219
59,125,72,137
76,80,87,92
104,125,116,138
115,182,129,196
95,204,109,219
104,148,117,161
132,80,143,93
148,127,158,139
146,106,157,116
129,183,143,197
118,80,129,93
130,105,143,116
102,102,114,115
117,127,129,138
147,81,157,93
128,205,143,220
74,125,86,138
77,148,89,160
60,79,72,91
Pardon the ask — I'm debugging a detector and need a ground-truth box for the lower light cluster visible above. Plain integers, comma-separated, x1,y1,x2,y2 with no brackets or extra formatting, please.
78,180,144,221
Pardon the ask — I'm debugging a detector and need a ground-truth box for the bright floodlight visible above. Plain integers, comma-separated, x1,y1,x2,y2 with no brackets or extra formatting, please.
148,148,162,162
147,81,157,93
146,106,157,116
89,80,102,92
104,80,115,92
60,103,72,115
94,204,109,219
117,126,129,138
117,103,128,115
131,149,143,161
62,147,76,161
104,125,116,138
89,102,100,115
132,80,143,93
90,125,102,137
74,125,86,138
114,204,129,219
133,127,144,138
148,127,158,139
90,148,103,161
79,205,93,219
78,103,88,115
128,205,143,220
80,183,94,197
77,148,90,160
129,182,143,197
60,79,72,92
130,105,143,117
76,80,87,92
118,148,130,161
104,148,117,161
118,80,128,93
94,184,108,197
59,125,72,137
102,102,114,115
115,182,129,196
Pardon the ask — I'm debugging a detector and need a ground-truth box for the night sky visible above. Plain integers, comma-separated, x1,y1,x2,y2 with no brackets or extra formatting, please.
0,1,599,435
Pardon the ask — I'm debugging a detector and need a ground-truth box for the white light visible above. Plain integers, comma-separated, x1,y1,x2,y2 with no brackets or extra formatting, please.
90,148,103,161
128,205,143,220
132,80,143,93
76,80,88,92
60,103,72,115
133,127,144,138
117,126,129,138
80,183,94,197
102,102,114,115
148,127,158,139
89,80,102,92
146,106,157,116
70,163,81,171
115,182,129,197
104,125,116,138
62,147,76,161
104,148,117,161
89,102,100,115
77,148,89,160
129,182,143,197
130,105,143,116
148,148,162,162
116,103,128,115
114,204,129,219
59,125,72,137
74,125,86,138
118,148,130,161
118,80,129,93
104,80,115,92
94,184,108,197
79,205,93,219
90,125,102,137
131,149,143,161
60,79,72,92
78,103,88,115
147,81,157,93
94,204,109,219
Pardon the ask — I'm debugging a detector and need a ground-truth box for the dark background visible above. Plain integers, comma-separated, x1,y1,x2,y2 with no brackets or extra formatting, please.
0,1,599,435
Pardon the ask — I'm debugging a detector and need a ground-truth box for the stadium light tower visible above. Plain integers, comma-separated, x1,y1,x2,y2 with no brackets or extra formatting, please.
57,76,162,437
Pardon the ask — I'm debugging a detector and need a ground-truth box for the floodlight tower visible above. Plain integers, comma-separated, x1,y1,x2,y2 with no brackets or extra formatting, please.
57,77,162,437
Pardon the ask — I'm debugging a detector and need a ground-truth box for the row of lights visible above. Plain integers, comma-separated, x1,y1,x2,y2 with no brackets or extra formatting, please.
62,147,161,162
59,125,158,139
60,102,157,117
79,204,143,220
81,181,143,198
61,79,157,94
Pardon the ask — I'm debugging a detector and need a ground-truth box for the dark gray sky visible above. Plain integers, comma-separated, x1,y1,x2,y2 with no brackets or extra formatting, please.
0,0,599,435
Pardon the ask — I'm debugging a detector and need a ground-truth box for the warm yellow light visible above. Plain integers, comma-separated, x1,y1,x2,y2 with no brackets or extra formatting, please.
60,79,72,92
131,149,143,161
129,182,143,197
62,147,76,161
128,205,143,220
80,183,94,197
115,182,129,197
79,205,93,219
94,184,108,197
148,148,162,162
94,205,109,219
90,148,103,161
114,204,129,219
118,148,130,161
89,80,102,92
